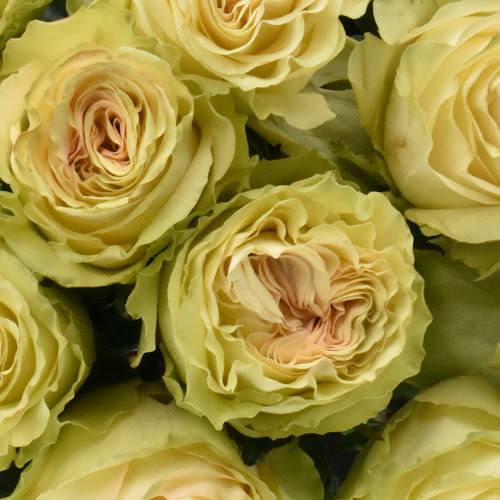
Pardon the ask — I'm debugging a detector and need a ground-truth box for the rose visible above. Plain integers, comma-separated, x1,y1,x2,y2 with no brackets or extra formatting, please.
68,0,370,128
10,382,324,499
349,1,500,276
127,162,431,438
0,0,51,53
0,244,93,471
0,4,248,287
337,376,500,499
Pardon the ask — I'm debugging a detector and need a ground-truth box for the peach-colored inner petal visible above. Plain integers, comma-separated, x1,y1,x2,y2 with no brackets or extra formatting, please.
221,247,380,367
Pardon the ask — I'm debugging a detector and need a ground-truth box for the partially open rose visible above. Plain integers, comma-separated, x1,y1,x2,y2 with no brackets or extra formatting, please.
349,0,500,276
0,245,93,471
68,0,370,128
128,166,431,438
0,5,246,286
10,383,323,499
337,376,500,499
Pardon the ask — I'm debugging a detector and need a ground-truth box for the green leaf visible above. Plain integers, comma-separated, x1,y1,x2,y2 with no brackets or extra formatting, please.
413,250,500,388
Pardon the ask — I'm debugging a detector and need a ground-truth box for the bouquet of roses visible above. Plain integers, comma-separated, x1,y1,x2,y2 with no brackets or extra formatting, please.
0,0,498,498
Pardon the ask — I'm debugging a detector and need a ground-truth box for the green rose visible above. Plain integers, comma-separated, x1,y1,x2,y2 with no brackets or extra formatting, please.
337,376,500,499
0,0,51,54
0,245,93,471
68,0,370,129
10,382,324,499
128,165,431,438
0,4,248,287
349,0,500,276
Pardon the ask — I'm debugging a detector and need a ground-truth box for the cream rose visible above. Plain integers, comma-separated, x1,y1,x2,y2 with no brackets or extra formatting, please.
10,383,324,499
127,164,431,438
0,4,247,287
349,0,500,276
337,376,500,499
0,245,93,471
68,0,370,128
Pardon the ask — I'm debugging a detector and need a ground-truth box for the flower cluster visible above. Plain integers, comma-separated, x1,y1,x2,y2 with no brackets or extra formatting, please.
0,0,498,498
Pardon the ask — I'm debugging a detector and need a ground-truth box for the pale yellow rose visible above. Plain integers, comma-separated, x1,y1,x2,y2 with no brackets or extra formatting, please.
0,244,93,471
10,383,324,499
68,0,370,128
349,1,500,276
337,376,500,499
0,5,248,286
127,163,431,438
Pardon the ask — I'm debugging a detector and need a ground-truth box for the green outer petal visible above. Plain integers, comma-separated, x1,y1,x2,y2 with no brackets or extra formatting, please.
258,443,324,500
406,206,500,244
126,252,163,367
249,151,343,191
374,0,500,44
373,0,452,44
1,5,154,77
348,33,406,152
66,0,95,13
0,0,52,55
340,0,371,19
414,376,500,416
245,88,335,130
441,238,500,280
9,381,143,498
413,250,500,388
0,194,147,287
11,383,323,499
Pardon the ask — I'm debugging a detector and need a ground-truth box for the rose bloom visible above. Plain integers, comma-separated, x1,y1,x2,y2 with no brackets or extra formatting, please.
0,4,246,287
337,376,500,499
10,383,324,499
349,1,500,276
0,0,51,52
0,245,93,471
127,167,431,438
68,0,370,128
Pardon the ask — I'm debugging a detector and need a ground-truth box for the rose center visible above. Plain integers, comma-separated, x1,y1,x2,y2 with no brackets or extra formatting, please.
217,0,250,14
226,253,373,365
93,108,128,162
213,0,263,28
68,86,133,180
